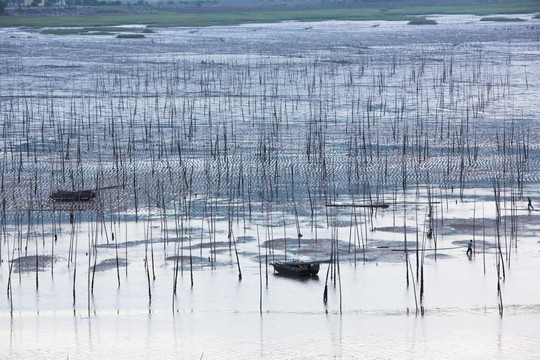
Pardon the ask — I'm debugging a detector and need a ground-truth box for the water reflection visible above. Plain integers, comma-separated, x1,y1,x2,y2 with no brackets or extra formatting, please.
4,304,540,358
272,273,320,282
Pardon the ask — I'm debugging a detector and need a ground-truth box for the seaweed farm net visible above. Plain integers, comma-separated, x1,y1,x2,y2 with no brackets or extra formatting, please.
0,21,538,218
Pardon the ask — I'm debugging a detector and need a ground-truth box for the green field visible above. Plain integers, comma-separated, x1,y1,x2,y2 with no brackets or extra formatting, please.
0,1,539,28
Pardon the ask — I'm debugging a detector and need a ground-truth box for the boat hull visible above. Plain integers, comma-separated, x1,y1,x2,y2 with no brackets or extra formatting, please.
50,190,96,202
271,261,320,276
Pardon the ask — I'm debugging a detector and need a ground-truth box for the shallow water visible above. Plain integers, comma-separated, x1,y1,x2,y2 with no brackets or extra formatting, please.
4,309,540,359
1,15,540,358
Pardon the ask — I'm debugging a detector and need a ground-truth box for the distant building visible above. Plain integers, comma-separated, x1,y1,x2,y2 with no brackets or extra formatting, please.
15,0,65,6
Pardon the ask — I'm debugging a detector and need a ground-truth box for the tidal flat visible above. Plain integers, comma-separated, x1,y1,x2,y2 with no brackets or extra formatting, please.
1,15,540,358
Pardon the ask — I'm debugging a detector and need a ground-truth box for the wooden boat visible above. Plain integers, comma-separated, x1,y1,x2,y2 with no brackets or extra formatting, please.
271,260,320,277
50,190,96,202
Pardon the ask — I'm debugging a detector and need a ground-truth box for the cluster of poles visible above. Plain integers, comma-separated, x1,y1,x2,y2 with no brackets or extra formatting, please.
0,40,535,316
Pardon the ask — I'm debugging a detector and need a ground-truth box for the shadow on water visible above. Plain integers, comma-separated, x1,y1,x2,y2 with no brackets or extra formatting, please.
272,272,320,282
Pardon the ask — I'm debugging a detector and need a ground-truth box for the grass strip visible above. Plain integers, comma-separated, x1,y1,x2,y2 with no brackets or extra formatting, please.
479,16,525,22
40,26,151,35
116,33,145,38
407,18,437,25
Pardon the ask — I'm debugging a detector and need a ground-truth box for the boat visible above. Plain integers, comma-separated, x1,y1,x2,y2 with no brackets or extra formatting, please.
50,190,96,202
271,260,320,277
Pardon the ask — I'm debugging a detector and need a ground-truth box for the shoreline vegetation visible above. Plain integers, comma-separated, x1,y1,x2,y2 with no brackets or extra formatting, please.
407,17,437,25
479,16,525,22
0,1,539,28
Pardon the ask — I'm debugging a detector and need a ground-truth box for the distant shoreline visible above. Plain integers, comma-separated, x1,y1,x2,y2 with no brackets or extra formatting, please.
1,1,539,28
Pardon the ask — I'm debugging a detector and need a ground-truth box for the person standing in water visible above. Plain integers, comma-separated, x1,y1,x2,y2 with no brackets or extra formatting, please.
466,240,473,256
